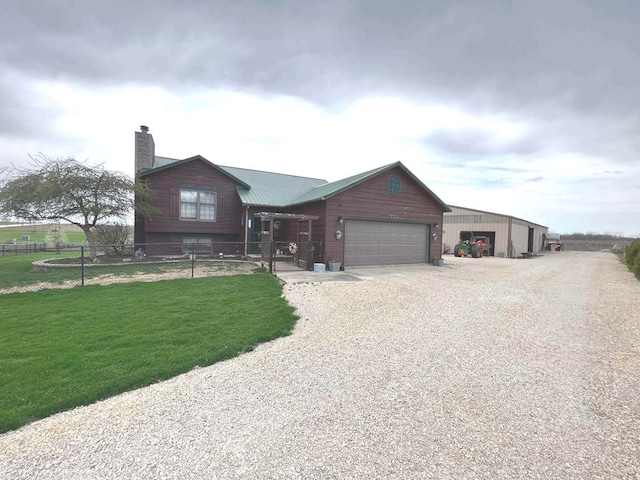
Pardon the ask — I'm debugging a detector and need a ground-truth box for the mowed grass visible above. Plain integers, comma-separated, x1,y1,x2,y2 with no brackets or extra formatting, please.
0,252,83,288
0,253,247,289
0,228,86,244
0,273,298,433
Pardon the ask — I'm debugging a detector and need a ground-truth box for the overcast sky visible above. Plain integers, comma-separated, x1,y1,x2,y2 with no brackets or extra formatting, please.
1,0,639,235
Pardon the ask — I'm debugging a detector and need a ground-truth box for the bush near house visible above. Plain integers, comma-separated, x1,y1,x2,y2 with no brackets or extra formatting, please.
625,239,640,279
93,223,133,254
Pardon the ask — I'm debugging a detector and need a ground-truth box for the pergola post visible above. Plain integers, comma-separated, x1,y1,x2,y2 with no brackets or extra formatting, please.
253,212,320,273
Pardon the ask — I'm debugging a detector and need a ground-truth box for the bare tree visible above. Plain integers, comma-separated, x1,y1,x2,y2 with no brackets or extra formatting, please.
0,155,157,259
93,223,133,254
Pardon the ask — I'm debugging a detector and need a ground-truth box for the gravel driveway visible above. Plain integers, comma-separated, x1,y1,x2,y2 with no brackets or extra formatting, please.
1,252,639,479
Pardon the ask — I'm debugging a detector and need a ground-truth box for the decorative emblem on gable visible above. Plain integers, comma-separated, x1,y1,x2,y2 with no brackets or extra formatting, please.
387,175,401,195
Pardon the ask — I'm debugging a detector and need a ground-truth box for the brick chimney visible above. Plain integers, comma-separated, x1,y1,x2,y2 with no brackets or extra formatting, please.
134,125,155,174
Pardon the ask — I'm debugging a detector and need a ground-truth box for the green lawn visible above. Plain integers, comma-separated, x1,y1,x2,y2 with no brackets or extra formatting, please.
0,228,86,244
0,273,298,433
0,253,251,289
0,252,82,288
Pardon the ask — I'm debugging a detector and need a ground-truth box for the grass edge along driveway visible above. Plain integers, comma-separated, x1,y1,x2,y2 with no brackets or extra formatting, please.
0,272,298,433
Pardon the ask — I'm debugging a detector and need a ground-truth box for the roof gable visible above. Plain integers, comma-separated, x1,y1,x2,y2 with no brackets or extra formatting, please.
138,155,251,189
447,205,547,228
287,161,451,212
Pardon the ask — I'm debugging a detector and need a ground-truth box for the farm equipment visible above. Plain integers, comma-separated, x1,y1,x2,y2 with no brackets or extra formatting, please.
544,233,562,251
454,243,469,257
454,234,491,258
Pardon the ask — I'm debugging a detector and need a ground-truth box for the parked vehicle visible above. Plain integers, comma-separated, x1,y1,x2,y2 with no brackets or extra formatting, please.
454,234,491,258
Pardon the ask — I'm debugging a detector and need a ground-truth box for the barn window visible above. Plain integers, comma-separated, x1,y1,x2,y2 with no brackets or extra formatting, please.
180,189,216,221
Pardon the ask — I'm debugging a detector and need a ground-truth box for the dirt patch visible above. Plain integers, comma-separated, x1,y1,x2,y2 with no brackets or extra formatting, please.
2,261,259,295
47,255,146,265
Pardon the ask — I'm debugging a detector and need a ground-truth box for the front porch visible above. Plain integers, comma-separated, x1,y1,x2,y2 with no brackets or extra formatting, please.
253,212,322,273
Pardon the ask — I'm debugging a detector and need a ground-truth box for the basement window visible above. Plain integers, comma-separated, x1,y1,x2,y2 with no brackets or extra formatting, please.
180,189,216,221
183,236,213,253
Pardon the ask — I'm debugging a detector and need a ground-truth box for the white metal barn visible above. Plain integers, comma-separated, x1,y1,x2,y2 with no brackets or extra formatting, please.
442,206,549,258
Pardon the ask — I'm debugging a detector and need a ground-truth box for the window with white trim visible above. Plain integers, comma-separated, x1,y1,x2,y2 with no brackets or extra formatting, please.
180,189,216,221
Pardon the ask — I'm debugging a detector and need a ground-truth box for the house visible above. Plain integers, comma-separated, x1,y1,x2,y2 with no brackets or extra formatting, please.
134,126,451,269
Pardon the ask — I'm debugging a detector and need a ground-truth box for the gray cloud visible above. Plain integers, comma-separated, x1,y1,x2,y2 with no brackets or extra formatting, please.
424,128,540,158
2,0,638,167
1,1,639,191
3,1,638,105
0,73,59,141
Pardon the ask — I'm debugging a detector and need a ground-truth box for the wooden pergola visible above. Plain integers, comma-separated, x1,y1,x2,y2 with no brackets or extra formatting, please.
253,212,320,272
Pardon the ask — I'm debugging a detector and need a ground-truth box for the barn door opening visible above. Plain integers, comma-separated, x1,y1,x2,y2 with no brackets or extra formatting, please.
528,227,534,253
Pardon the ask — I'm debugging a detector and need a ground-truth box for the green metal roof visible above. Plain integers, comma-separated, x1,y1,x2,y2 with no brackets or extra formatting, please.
285,163,396,206
139,155,326,206
138,156,450,211
218,166,326,206
153,156,180,168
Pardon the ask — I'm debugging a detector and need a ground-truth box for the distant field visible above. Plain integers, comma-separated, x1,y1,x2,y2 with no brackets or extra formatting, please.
0,226,87,244
0,223,84,232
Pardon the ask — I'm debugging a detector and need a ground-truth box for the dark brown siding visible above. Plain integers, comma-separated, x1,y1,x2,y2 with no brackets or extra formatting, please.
143,160,244,237
288,201,327,241
325,167,445,263
136,160,245,255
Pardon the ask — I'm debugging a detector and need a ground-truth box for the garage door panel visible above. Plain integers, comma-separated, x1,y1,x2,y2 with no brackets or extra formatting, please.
344,220,428,267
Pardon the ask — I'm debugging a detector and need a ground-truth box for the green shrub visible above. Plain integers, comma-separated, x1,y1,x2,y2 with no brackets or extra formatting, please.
93,223,133,254
43,227,69,248
626,239,640,270
634,249,640,280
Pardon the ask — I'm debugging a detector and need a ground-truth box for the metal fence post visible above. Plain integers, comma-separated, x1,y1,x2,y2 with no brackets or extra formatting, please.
191,243,196,278
81,246,85,287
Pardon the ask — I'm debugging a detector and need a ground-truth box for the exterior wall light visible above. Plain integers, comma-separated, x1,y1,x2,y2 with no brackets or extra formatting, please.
432,233,438,241
338,216,344,223
335,230,343,240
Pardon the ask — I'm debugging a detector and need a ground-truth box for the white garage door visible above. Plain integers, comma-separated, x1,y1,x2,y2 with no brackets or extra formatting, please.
344,221,429,267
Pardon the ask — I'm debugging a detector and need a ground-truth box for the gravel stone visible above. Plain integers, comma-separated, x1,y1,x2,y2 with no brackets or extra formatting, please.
1,252,639,479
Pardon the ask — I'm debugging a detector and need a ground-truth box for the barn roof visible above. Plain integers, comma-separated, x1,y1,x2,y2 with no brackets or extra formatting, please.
446,205,548,228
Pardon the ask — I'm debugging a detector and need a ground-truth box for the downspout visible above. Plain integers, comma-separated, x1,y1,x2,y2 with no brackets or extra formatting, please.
428,224,432,264
244,206,249,257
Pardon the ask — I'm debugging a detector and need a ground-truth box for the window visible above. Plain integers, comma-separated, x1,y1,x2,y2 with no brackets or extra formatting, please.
180,189,216,221
183,236,212,253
